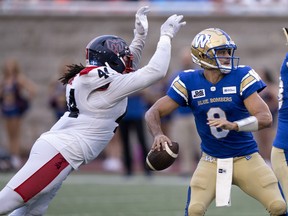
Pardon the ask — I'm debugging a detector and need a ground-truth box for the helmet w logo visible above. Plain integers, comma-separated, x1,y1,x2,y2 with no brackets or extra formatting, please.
193,34,211,48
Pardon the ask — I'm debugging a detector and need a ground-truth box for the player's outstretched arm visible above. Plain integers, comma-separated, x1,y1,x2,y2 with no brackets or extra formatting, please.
130,6,150,69
141,14,186,78
144,14,186,75
145,96,179,151
160,14,186,39
110,14,186,102
134,6,150,36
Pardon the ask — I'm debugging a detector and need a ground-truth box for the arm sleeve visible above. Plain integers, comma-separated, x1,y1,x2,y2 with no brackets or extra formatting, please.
129,33,146,70
240,67,266,100
107,35,172,102
167,74,189,106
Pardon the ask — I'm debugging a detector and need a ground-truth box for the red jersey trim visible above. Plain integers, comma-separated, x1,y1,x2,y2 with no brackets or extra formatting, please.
14,153,69,202
79,66,99,76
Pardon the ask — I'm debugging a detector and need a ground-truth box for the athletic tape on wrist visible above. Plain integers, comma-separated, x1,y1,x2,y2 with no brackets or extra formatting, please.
234,116,258,132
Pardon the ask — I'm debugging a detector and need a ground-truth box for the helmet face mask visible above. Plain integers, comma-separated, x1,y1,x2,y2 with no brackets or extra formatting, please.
191,28,239,74
86,35,134,74
117,47,134,73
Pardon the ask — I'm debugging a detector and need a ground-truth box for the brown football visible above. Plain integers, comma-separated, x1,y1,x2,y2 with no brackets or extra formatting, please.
145,142,179,171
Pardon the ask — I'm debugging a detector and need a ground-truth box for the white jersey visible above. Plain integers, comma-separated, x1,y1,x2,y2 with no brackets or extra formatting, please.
39,35,171,169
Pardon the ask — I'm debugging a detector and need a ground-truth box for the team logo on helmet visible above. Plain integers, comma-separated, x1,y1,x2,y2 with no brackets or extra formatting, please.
85,35,133,73
193,34,211,48
191,28,239,74
106,39,126,55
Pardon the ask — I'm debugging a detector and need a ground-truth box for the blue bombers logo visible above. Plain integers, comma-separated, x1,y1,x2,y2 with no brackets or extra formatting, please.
193,34,211,48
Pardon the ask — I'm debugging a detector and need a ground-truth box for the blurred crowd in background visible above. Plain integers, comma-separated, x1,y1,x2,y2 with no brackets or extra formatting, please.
0,50,279,177
0,0,285,3
0,0,285,177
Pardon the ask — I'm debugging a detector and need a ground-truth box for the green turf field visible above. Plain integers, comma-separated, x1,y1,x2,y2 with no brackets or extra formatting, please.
0,172,269,216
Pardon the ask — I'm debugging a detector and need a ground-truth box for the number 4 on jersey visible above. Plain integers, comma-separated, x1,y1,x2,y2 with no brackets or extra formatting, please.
98,67,109,79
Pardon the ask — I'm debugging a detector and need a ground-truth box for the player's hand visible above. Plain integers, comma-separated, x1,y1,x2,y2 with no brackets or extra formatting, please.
151,134,173,152
135,6,150,36
160,14,186,39
283,28,288,45
207,118,238,131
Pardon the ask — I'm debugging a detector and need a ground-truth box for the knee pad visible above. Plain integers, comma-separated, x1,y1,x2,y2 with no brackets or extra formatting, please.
188,203,205,216
268,200,287,216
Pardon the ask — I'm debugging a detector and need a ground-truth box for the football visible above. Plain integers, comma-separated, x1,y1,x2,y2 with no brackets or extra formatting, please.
145,142,179,171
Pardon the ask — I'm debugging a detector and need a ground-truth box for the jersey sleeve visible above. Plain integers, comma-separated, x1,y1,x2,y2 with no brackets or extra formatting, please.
239,66,266,100
167,73,189,106
103,36,172,103
129,34,146,70
278,53,288,111
79,67,118,89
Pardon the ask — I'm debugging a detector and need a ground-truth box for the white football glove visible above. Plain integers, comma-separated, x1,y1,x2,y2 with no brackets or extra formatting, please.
160,14,186,39
135,6,150,36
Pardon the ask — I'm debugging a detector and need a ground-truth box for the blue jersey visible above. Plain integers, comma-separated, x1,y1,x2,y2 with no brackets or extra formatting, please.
167,65,266,158
169,69,195,117
273,53,288,150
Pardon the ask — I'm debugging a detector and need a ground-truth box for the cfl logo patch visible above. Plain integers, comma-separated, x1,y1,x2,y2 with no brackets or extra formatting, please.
192,89,205,99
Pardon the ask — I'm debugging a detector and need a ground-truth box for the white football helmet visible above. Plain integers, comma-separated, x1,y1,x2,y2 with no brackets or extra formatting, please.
191,28,239,74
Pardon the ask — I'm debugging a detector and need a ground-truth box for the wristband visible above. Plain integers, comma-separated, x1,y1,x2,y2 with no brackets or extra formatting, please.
234,116,258,132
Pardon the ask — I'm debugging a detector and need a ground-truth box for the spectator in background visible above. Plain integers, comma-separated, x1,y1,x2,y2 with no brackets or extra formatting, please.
168,48,201,176
48,60,69,121
0,58,37,170
118,91,151,176
253,67,278,165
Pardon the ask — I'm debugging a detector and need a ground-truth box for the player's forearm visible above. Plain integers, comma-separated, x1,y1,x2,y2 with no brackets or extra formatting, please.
234,112,272,132
129,33,146,70
141,35,171,80
110,36,171,98
255,111,273,130
145,108,165,138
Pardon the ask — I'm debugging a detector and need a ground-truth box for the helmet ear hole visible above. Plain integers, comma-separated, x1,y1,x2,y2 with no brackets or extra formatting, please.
199,53,205,58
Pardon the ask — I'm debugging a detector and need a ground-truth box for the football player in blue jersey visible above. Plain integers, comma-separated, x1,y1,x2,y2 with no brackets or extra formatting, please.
271,28,288,214
145,28,287,216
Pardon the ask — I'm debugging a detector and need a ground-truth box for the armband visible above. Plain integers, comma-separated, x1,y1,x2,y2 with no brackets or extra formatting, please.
234,116,258,132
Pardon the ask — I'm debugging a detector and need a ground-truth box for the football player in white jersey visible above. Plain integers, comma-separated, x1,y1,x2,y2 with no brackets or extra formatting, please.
0,6,186,215
145,28,287,216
